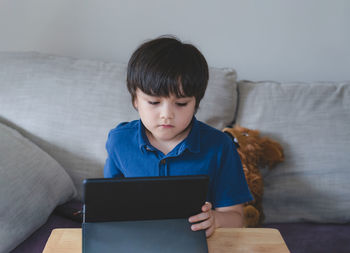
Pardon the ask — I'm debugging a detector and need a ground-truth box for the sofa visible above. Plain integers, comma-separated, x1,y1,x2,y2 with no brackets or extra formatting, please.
0,52,349,253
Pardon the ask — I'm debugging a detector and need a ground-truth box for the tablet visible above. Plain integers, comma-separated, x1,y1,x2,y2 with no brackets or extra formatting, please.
83,175,209,222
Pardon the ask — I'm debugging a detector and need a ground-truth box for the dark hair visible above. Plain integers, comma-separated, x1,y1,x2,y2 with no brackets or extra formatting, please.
127,35,209,110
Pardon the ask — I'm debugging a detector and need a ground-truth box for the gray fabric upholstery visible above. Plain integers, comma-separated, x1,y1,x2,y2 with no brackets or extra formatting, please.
0,52,237,198
0,122,76,253
197,67,237,129
236,81,350,223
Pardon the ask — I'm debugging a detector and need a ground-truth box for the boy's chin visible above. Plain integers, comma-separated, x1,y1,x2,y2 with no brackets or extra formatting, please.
153,131,183,141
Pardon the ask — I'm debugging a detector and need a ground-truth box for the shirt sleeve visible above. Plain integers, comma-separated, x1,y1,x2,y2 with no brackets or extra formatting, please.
213,140,253,208
103,131,124,178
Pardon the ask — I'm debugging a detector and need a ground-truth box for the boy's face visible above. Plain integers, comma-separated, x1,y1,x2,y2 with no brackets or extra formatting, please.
133,88,196,143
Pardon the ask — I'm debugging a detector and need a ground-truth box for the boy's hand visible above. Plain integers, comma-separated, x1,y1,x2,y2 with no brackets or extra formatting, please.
188,202,216,237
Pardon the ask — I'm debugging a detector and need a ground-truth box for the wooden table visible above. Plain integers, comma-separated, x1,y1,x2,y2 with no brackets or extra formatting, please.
43,228,290,253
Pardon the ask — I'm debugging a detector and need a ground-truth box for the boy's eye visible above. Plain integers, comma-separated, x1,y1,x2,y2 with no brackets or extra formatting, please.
148,101,160,105
176,102,188,107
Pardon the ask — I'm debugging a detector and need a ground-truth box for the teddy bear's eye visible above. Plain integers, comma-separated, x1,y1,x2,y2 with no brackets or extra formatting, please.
242,133,249,136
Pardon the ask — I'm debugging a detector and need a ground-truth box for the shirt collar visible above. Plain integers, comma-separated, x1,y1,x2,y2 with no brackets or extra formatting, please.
137,120,156,153
180,116,200,154
137,116,201,154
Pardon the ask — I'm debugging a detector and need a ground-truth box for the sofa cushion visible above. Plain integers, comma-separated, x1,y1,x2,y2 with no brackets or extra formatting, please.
0,52,238,198
0,122,76,252
264,222,350,253
236,81,350,223
197,67,237,129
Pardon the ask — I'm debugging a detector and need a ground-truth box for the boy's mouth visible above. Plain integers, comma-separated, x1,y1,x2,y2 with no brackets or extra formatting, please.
160,124,174,128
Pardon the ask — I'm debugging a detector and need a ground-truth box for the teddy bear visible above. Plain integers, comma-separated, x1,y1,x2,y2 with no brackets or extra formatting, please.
223,125,284,227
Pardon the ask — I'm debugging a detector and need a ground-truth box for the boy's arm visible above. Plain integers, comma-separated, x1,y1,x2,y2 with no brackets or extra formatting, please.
214,204,244,228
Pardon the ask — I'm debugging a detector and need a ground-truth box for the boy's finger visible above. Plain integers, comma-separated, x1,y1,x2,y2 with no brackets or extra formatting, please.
191,219,211,231
202,202,212,212
188,212,210,223
205,226,215,238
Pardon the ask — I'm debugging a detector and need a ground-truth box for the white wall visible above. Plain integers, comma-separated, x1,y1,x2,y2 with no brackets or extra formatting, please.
0,0,349,82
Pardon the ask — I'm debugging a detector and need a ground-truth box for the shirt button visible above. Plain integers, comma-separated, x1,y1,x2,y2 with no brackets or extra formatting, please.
160,159,166,165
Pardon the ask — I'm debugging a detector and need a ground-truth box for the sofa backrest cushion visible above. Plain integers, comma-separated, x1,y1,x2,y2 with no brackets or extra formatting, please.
0,52,237,198
236,80,350,223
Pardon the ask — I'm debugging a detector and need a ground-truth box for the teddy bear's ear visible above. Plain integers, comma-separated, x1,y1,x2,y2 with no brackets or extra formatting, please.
260,138,284,168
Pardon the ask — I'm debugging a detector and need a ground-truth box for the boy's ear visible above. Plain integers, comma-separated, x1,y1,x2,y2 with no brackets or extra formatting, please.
133,99,138,110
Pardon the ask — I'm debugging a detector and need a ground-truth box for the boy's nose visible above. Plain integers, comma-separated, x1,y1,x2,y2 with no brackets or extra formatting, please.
160,104,174,119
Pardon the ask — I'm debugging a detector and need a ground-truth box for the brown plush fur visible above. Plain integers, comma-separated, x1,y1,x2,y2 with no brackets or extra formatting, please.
223,125,284,227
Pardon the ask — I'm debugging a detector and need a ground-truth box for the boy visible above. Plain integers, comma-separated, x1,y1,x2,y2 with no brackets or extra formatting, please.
104,35,253,237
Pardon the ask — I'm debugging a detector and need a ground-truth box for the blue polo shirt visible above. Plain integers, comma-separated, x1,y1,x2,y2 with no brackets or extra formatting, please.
104,117,253,208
